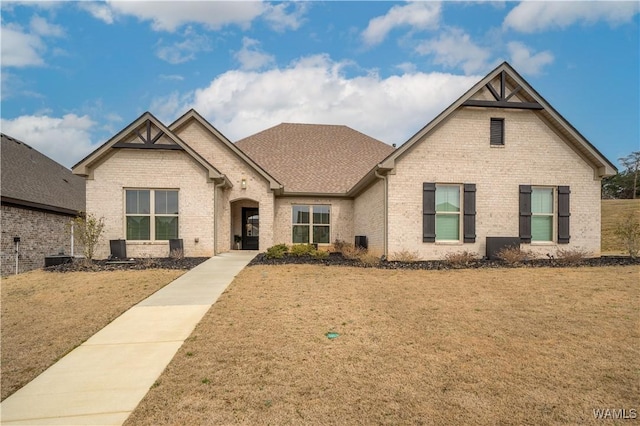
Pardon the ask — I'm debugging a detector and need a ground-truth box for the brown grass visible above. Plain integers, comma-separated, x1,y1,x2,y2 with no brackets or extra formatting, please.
602,199,640,254
127,265,639,425
1,268,183,400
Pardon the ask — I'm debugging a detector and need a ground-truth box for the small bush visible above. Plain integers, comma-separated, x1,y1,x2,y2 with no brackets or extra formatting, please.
496,246,533,265
265,244,289,259
169,248,184,260
555,247,591,265
290,244,317,257
341,244,366,260
614,212,640,258
444,250,478,267
140,257,158,268
333,239,349,253
391,249,419,262
312,250,329,259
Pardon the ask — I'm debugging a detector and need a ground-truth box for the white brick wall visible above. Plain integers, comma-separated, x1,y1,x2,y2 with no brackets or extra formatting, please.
354,179,385,254
386,106,602,259
174,120,275,251
86,149,215,258
273,197,354,246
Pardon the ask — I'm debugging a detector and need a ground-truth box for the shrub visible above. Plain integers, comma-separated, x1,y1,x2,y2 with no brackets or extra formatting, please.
341,244,365,260
496,246,533,265
555,247,591,265
290,244,317,257
169,248,184,260
390,250,419,262
444,250,478,267
312,250,329,259
333,239,349,253
69,213,105,260
265,244,289,259
614,212,640,258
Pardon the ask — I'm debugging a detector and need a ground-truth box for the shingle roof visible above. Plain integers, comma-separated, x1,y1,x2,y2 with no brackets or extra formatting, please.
235,123,395,193
1,134,85,214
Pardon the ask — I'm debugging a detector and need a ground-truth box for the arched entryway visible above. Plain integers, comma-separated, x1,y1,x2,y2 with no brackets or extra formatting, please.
230,199,259,250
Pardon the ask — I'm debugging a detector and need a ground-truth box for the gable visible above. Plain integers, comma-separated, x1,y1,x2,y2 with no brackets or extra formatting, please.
169,110,282,192
72,112,230,186
380,62,616,178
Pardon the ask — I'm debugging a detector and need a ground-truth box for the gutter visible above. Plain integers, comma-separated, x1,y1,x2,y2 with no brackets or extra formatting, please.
374,169,388,259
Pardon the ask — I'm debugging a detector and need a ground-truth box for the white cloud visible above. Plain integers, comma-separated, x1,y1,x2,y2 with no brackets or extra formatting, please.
362,1,441,46
77,2,114,25
234,37,275,71
504,1,640,33
151,54,478,146
159,74,185,81
29,15,64,37
104,1,265,32
263,2,308,32
155,27,211,64
507,42,554,76
0,114,96,168
396,62,418,74
416,28,491,75
0,23,45,67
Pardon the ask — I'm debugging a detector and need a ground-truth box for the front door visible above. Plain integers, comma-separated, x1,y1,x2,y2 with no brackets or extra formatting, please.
242,208,259,250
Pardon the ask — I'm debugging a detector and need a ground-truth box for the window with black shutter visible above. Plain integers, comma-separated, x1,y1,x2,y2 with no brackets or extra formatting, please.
557,186,571,244
423,183,436,242
423,183,476,243
490,118,504,146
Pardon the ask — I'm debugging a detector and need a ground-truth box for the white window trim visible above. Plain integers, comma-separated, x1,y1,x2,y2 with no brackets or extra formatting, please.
435,184,462,243
124,188,179,242
531,186,556,244
291,204,331,245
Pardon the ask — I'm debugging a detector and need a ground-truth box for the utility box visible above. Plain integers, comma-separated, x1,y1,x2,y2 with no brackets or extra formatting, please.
169,238,184,254
110,239,127,259
486,237,520,260
354,236,368,250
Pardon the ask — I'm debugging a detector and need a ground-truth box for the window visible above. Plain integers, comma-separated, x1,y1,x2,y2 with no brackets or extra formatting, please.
292,205,330,244
531,187,554,242
435,185,461,241
125,189,178,240
490,118,504,145
423,183,475,243
520,185,570,244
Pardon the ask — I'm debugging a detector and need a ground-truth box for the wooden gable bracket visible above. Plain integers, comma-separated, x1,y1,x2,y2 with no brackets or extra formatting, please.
462,71,543,110
113,120,183,150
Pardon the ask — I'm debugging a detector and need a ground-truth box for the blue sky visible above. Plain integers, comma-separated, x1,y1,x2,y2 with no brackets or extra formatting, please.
1,1,638,169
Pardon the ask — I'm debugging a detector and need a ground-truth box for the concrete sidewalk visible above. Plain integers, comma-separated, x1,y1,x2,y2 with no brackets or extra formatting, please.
0,251,257,426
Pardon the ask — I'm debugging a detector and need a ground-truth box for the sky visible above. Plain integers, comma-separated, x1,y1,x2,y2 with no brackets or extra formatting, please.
1,1,638,170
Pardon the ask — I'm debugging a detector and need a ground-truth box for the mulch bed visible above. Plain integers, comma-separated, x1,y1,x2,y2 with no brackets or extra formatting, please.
249,252,640,270
44,257,209,273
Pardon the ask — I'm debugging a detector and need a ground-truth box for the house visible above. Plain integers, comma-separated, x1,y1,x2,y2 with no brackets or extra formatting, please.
72,62,616,260
1,134,85,275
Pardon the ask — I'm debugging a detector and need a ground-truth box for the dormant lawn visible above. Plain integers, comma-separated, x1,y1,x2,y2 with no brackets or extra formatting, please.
0,269,184,400
126,265,639,425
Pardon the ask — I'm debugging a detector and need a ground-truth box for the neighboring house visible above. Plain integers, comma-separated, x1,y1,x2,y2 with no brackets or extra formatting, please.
1,134,85,275
72,62,616,260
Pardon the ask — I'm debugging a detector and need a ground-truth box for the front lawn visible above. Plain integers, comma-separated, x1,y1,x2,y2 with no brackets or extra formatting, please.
126,265,639,425
1,268,184,400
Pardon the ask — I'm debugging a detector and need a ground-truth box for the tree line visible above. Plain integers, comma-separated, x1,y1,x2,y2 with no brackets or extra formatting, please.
602,151,639,199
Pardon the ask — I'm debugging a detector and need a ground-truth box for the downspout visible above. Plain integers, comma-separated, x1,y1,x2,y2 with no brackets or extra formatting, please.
213,179,226,256
374,169,388,259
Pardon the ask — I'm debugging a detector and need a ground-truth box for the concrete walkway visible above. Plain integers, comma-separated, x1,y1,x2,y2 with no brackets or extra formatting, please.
0,251,257,426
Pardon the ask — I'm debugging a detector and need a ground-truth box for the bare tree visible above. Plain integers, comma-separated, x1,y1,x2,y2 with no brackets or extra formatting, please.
619,151,640,199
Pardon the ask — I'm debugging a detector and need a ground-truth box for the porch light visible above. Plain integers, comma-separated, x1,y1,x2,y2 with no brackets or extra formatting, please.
241,178,247,189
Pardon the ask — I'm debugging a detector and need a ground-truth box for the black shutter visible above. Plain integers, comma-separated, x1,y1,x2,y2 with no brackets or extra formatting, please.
519,185,532,243
423,183,436,243
463,183,476,243
490,118,504,145
557,186,570,244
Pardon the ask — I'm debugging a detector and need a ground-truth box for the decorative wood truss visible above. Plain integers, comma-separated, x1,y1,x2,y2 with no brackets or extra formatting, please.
113,120,183,150
462,71,543,110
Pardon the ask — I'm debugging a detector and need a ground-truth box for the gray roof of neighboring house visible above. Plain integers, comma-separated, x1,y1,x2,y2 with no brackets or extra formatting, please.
1,133,85,214
235,123,395,194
